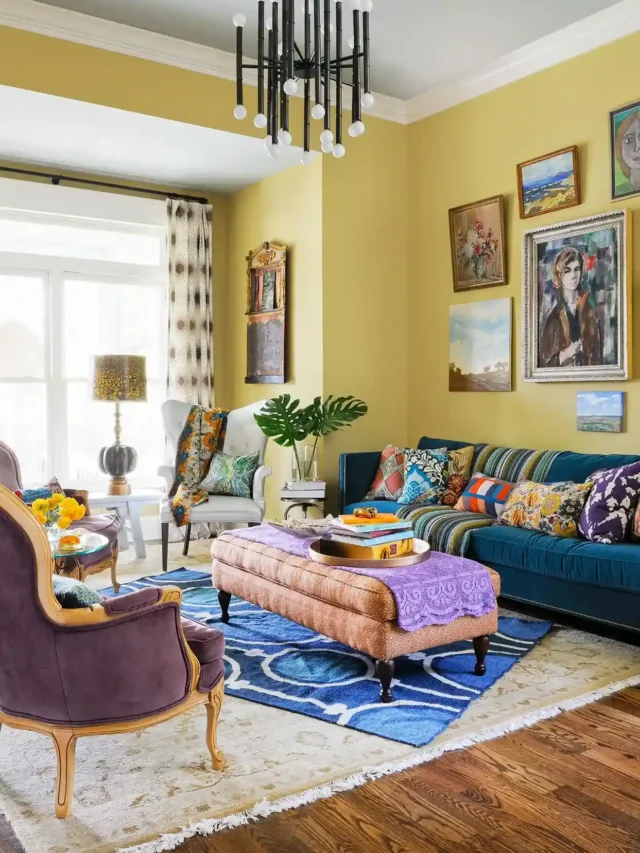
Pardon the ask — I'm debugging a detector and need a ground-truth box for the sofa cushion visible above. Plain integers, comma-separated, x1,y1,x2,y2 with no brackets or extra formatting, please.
399,448,448,505
467,525,640,594
181,617,225,664
442,445,474,507
364,445,406,501
418,436,472,451
345,500,404,515
200,450,260,499
579,461,640,544
500,480,593,538
455,473,515,517
546,451,640,484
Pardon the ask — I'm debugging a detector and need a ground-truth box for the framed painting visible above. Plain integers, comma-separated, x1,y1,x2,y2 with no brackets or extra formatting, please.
449,297,512,392
610,99,640,201
245,241,287,384
523,210,631,383
449,195,507,292
517,146,581,219
577,392,624,433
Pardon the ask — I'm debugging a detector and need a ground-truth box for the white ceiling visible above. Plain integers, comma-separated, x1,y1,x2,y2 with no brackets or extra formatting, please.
0,86,310,193
35,0,621,100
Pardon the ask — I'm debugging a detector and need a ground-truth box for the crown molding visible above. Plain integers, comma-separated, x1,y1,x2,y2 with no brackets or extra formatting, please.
405,0,640,123
1,0,639,128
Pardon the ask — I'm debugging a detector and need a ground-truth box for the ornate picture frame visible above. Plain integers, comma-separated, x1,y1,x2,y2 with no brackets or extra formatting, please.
610,98,640,201
448,195,507,292
522,210,631,383
245,241,287,384
517,145,581,219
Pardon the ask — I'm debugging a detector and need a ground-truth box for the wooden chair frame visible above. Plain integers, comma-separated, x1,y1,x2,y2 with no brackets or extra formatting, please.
0,487,225,819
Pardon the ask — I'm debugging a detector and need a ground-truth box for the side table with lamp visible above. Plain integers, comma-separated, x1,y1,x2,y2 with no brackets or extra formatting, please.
92,354,147,496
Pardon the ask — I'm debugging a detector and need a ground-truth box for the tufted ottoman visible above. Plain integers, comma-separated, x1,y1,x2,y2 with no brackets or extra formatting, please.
211,533,500,703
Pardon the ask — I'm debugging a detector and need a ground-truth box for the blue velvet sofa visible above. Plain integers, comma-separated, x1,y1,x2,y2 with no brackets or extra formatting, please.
340,437,640,632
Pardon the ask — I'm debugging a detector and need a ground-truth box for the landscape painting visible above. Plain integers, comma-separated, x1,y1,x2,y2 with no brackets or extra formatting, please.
577,392,624,433
517,146,580,219
449,298,512,392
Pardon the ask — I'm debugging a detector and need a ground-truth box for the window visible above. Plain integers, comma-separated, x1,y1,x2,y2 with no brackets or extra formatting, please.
0,185,167,488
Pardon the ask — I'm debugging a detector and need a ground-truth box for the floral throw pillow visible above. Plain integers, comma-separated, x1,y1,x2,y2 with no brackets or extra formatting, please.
500,480,593,538
399,448,448,506
200,451,260,499
578,461,640,544
442,445,474,507
365,445,406,501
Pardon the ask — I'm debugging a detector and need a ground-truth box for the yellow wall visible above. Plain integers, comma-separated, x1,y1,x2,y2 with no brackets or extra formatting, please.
226,159,324,516
408,31,640,455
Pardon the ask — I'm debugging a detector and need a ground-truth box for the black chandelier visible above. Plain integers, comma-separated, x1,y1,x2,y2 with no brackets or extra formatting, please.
232,0,374,162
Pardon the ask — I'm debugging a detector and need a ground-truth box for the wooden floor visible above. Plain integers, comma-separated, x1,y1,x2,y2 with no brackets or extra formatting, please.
177,687,640,853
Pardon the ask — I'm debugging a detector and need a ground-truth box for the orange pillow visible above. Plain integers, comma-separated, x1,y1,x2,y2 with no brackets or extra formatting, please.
454,472,515,517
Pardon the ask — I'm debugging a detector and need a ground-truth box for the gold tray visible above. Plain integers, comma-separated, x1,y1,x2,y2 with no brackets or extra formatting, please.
308,538,430,568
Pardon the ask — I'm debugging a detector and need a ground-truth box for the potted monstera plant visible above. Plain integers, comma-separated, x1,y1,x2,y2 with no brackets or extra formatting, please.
255,394,367,481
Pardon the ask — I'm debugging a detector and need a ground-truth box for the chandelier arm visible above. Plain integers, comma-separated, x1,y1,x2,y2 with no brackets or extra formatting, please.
272,1,279,143
363,10,371,98
257,0,265,118
352,9,361,125
323,0,331,135
287,0,295,83
336,0,342,146
281,0,289,134
304,0,311,152
314,0,321,107
267,22,274,140
236,20,243,109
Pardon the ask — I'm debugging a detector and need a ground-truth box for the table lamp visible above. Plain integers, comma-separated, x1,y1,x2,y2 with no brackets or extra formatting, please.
93,355,147,495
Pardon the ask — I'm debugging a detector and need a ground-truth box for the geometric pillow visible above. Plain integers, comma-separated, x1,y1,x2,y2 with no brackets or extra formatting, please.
579,461,640,544
398,448,449,506
200,451,260,499
365,445,406,501
500,480,593,538
454,472,515,518
442,445,474,507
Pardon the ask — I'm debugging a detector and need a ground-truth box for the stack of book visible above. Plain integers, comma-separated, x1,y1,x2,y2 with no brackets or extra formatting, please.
325,514,414,560
280,480,326,501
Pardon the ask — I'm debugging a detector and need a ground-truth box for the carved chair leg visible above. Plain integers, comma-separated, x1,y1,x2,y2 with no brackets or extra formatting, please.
205,680,226,770
111,543,120,593
52,729,77,819
183,523,192,557
161,523,169,572
473,634,490,676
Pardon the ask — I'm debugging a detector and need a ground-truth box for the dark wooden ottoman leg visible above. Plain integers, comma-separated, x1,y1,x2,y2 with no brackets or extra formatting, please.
218,590,231,624
376,659,395,703
473,635,490,675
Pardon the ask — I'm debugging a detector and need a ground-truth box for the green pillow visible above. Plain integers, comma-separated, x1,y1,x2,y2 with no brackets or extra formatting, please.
200,450,260,498
53,576,103,609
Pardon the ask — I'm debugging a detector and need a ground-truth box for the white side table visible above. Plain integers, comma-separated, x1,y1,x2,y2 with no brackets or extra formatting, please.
88,490,163,559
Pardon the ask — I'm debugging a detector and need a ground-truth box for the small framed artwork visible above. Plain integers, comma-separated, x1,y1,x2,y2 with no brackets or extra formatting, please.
610,99,640,201
517,146,581,219
449,297,512,392
449,195,507,292
577,392,624,433
523,209,631,383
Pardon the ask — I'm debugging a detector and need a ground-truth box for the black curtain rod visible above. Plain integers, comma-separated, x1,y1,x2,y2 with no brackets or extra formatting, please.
0,166,209,205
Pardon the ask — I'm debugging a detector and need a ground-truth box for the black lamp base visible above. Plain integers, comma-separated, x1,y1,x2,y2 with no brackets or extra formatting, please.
98,444,138,496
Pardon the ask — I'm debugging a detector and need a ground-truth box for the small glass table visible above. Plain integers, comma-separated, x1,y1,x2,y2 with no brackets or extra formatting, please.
51,533,110,582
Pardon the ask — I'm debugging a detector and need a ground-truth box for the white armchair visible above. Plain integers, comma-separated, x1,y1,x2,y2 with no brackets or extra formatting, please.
159,400,272,570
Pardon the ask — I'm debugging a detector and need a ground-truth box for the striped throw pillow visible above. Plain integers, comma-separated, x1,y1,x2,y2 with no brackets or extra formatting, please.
454,473,515,518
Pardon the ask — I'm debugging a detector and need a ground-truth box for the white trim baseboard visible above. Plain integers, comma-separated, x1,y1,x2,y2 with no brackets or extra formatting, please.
0,0,639,125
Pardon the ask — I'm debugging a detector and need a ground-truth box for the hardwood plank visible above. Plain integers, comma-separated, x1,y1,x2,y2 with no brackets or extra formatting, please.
582,746,640,782
598,689,640,719
550,703,640,752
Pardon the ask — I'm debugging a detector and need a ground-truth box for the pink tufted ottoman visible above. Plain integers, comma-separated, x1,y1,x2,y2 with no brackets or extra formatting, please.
211,533,500,703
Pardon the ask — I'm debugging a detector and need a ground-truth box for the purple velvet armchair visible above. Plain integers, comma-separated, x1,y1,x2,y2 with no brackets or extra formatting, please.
0,486,226,818
0,441,122,590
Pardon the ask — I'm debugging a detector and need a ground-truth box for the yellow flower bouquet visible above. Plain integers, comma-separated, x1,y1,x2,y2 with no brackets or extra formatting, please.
32,495,86,547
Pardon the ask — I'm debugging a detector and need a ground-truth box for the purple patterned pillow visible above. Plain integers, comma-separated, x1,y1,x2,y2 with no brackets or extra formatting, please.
578,461,640,544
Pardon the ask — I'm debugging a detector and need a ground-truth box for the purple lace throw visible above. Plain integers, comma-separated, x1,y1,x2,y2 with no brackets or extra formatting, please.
224,525,496,632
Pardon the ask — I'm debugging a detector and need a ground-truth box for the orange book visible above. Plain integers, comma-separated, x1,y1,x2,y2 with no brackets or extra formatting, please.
338,513,399,525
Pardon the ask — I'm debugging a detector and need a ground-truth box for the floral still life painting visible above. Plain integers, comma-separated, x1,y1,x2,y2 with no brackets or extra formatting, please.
449,195,507,292
577,392,624,433
523,210,631,383
610,99,640,201
517,146,580,219
449,298,512,392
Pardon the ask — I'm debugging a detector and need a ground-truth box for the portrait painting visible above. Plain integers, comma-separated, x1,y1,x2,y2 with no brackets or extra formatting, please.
610,99,640,201
577,392,624,433
523,210,631,383
449,298,512,392
517,146,580,219
449,195,507,292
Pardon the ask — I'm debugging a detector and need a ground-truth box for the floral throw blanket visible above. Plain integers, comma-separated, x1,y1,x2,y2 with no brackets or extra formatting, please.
169,405,228,527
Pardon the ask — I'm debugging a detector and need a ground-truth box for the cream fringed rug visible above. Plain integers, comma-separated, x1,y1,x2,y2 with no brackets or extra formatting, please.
1,624,639,853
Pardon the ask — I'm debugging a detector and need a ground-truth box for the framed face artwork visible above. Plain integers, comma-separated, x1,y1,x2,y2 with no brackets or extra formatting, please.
523,210,631,383
517,146,581,219
448,195,507,292
610,99,640,201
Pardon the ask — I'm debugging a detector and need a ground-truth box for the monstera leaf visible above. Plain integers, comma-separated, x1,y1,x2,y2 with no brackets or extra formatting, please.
303,395,368,437
254,395,308,448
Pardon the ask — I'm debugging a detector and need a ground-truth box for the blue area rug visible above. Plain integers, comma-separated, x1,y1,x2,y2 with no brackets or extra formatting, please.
103,568,552,747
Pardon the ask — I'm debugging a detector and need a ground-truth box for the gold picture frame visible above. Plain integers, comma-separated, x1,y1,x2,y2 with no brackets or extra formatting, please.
449,195,507,293
517,145,581,219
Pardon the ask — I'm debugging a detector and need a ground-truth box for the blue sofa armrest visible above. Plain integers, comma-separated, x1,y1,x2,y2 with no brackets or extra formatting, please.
339,451,381,513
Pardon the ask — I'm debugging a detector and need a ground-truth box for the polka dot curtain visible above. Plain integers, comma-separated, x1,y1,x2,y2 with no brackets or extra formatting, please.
166,199,214,407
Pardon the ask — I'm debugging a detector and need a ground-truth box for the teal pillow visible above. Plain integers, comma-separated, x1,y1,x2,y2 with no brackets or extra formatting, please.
53,576,103,609
399,448,449,505
200,451,260,498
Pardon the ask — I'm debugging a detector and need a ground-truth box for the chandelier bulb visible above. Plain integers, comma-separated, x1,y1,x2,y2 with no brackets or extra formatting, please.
333,143,346,158
348,36,355,49
265,16,273,30
361,0,373,11
264,135,272,148
320,128,334,145
321,141,334,154
348,120,365,137
311,104,326,120
234,104,247,120
268,143,281,159
284,78,298,96
254,113,268,129
301,151,314,166
279,130,292,146
233,13,247,27
361,92,375,109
